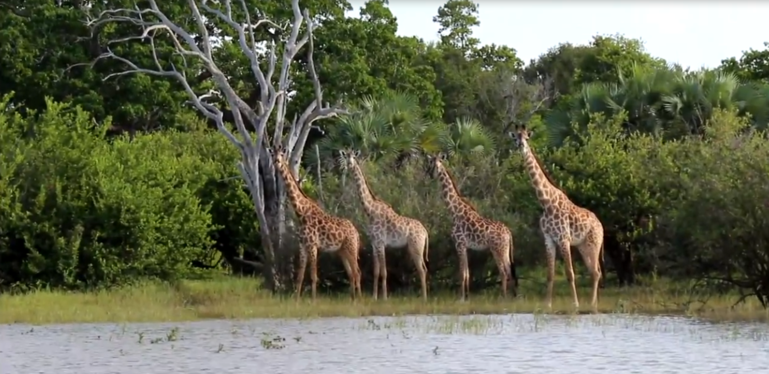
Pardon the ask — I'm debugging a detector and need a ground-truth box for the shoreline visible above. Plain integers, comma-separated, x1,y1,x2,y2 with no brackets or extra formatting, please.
1,277,766,325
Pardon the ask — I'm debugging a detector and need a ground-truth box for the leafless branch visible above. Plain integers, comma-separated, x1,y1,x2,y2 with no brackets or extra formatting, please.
501,74,556,134
80,0,347,290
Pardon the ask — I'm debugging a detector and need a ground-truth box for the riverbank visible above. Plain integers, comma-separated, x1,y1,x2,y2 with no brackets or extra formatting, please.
1,276,766,325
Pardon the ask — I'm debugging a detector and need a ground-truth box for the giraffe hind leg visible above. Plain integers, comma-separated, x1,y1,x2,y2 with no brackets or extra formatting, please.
407,237,428,300
489,244,509,298
577,237,603,310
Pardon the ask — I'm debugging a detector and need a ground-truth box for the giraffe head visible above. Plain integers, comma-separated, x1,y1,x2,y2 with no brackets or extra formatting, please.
268,144,303,184
338,149,362,171
268,143,288,167
508,124,535,152
424,152,448,179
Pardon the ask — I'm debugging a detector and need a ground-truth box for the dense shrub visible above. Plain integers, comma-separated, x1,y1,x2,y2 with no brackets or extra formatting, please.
0,96,252,290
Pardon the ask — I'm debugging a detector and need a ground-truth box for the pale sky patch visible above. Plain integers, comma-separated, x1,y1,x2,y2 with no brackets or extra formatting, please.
347,1,769,70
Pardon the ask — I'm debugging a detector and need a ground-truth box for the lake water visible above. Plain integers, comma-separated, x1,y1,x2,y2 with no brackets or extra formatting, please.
1,314,767,373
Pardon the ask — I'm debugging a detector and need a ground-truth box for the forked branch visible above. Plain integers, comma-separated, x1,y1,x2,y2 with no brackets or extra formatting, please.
501,74,556,133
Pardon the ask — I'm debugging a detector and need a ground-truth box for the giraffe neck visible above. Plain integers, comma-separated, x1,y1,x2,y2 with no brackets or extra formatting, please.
350,162,379,215
437,166,474,219
276,160,317,218
521,141,561,207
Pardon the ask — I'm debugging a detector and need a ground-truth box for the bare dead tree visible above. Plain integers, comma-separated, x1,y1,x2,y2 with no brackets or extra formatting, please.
501,73,556,133
84,0,345,291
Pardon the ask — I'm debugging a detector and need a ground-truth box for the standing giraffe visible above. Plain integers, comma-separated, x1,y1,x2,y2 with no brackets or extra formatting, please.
425,153,518,300
340,150,430,301
509,125,604,309
269,144,362,300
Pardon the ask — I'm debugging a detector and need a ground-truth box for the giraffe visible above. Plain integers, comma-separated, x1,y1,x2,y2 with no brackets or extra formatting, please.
269,144,363,300
509,125,604,310
425,153,518,301
340,150,430,301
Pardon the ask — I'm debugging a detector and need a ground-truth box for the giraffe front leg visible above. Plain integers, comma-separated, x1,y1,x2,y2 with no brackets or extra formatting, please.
456,243,469,301
376,248,388,300
308,246,319,301
295,246,308,299
372,247,380,300
558,239,579,310
544,236,557,309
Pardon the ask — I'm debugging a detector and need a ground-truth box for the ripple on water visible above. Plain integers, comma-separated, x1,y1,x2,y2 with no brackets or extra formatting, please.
1,314,767,374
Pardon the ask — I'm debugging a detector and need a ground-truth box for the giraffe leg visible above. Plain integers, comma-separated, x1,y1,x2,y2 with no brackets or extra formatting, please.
372,246,381,300
341,239,362,301
376,247,388,300
489,245,509,298
295,246,308,299
578,239,602,311
544,236,557,309
308,246,319,301
456,243,469,301
558,240,579,309
408,238,428,301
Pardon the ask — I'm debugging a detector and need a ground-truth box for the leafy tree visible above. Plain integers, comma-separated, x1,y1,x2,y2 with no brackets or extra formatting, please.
720,42,769,82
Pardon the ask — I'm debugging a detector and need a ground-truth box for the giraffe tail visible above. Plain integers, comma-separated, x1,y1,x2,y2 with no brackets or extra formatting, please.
423,236,430,272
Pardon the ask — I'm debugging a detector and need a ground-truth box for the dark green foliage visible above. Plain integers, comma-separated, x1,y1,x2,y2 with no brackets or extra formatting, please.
2,0,769,306
0,95,252,290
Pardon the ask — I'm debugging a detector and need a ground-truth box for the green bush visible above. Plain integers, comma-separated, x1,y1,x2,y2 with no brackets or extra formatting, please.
0,96,251,290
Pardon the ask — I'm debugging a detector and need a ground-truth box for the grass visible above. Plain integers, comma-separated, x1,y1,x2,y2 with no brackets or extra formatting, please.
1,274,767,325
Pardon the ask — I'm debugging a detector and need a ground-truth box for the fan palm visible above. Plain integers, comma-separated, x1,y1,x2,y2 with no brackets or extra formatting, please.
544,65,769,146
310,91,497,169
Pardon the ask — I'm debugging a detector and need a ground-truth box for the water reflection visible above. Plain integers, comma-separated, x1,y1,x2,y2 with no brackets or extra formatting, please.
1,314,767,374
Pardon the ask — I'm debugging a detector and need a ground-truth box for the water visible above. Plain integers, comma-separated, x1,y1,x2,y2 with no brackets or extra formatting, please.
1,314,767,373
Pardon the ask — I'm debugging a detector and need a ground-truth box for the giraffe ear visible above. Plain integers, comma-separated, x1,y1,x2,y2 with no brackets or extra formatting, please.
353,150,361,159
438,152,448,161
528,129,535,137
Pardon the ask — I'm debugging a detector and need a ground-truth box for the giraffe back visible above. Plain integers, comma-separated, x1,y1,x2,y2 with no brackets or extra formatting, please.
366,204,427,248
540,199,603,248
300,211,361,253
454,209,512,251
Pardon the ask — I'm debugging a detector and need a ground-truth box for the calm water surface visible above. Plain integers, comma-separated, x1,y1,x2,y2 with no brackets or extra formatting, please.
1,314,768,374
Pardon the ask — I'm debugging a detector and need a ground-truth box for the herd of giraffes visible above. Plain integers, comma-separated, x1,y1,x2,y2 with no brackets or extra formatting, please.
267,125,605,310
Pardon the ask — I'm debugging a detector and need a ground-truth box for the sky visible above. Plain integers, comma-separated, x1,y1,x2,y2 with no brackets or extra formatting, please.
347,1,769,70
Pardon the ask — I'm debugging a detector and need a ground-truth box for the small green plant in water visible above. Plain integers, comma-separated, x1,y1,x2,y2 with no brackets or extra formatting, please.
260,332,286,350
